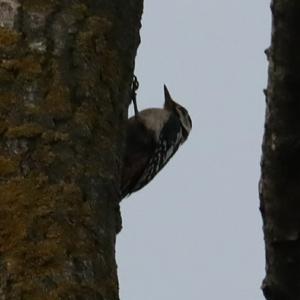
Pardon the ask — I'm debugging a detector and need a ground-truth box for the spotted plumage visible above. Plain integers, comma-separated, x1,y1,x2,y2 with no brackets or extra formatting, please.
121,85,192,199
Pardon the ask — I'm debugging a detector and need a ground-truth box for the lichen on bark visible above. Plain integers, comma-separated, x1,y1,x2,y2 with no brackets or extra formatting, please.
0,0,143,298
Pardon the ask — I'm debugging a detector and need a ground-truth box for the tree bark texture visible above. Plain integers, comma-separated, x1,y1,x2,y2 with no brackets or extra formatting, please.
0,0,143,299
260,1,300,300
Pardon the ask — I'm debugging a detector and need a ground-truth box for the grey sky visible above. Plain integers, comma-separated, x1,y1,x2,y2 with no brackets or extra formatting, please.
117,1,270,299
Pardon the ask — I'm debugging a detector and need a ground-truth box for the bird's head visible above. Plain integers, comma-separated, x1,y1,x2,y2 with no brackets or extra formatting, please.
164,85,192,143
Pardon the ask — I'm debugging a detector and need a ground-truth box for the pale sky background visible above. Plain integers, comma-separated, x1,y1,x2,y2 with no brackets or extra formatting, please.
117,1,270,300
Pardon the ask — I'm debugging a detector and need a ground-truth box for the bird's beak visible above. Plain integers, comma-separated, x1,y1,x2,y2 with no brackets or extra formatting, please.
164,85,175,109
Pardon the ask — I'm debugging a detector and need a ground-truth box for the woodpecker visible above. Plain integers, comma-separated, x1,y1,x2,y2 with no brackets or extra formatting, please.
121,84,192,199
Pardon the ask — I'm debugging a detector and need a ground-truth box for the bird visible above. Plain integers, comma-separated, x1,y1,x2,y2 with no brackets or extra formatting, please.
121,84,192,199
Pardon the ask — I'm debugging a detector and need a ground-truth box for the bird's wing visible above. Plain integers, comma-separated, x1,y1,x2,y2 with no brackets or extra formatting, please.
121,114,182,199
134,114,182,191
121,117,156,198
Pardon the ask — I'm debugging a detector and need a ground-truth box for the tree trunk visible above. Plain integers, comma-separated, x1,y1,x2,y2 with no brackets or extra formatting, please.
260,1,300,300
0,0,143,299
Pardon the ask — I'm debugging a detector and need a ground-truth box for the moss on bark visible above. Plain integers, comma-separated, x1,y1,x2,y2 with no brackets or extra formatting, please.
0,0,143,298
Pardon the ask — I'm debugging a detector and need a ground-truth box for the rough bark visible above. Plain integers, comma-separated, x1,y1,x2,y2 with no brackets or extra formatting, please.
0,0,143,299
260,1,300,300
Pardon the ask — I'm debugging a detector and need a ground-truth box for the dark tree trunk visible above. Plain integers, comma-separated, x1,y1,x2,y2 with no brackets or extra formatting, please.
0,0,143,298
260,1,300,300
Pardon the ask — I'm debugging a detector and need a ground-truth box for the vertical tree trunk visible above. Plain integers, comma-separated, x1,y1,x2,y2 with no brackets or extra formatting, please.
0,0,143,298
260,1,300,300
